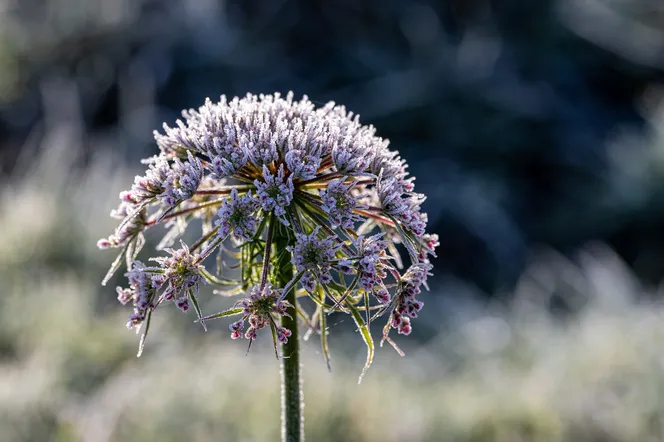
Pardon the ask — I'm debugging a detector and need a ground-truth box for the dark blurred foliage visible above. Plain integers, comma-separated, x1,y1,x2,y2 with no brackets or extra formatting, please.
1,0,663,294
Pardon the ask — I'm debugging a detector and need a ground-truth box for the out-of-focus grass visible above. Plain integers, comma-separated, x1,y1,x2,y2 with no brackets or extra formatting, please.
2,142,664,442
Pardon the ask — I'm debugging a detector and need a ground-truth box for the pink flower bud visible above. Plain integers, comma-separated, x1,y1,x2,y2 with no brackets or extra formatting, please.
97,238,111,249
175,297,190,312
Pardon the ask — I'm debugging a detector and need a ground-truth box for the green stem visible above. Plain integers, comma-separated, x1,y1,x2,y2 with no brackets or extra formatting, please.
276,233,303,442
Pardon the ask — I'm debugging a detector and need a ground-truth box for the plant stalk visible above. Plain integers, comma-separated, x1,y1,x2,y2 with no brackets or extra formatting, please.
276,233,303,442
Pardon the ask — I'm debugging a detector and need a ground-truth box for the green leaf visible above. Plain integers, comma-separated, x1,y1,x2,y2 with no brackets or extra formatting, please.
347,301,374,384
307,292,336,310
198,234,226,261
198,307,244,322
320,306,332,372
364,289,371,330
116,199,152,232
137,310,152,357
133,233,146,258
279,271,304,301
328,272,360,311
188,292,207,331
322,284,348,313
189,225,219,253
252,211,270,242
326,279,349,294
101,242,130,286
200,268,240,286
386,214,419,264
268,320,279,359
154,201,181,224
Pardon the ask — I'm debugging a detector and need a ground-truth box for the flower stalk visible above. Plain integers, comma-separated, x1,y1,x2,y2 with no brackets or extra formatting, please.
276,232,303,442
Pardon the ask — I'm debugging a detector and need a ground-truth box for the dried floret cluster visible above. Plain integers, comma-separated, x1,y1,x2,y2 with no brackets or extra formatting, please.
99,92,437,374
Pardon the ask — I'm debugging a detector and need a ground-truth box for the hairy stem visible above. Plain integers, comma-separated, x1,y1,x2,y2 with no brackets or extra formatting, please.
276,233,303,442
195,184,254,195
145,198,224,226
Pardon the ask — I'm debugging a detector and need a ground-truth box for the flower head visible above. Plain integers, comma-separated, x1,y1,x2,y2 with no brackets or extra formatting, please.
151,242,205,301
114,243,208,338
100,92,437,377
230,284,292,342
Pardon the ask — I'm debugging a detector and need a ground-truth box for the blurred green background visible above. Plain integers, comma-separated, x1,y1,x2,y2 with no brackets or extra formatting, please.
1,0,664,441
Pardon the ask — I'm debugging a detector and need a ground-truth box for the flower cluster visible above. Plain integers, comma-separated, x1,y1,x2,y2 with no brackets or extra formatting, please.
345,234,391,303
97,193,146,249
289,228,342,292
254,164,294,225
99,92,437,375
376,171,427,237
158,152,204,207
117,261,159,329
150,243,205,309
129,155,171,204
388,263,431,336
215,188,260,242
320,178,365,229
229,284,292,342
113,242,206,337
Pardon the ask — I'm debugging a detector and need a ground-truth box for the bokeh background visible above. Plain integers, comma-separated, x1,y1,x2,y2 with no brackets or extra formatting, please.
1,0,664,441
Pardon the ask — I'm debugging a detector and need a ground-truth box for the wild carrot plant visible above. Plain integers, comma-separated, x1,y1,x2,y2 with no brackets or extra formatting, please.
99,92,437,441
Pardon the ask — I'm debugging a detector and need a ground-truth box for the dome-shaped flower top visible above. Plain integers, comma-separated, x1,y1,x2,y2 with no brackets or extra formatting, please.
99,91,437,372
